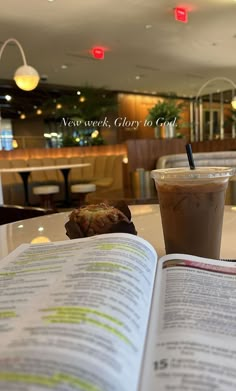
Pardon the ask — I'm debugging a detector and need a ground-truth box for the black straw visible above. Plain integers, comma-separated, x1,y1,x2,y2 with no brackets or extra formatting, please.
185,144,195,170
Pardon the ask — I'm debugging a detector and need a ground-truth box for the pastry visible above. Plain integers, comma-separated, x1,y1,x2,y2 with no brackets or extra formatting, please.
65,201,137,239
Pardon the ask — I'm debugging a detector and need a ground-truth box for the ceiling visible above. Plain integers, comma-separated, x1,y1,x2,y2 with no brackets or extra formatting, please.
1,0,236,115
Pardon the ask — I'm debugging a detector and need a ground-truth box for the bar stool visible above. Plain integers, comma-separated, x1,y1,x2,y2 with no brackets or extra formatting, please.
71,183,96,207
33,185,59,210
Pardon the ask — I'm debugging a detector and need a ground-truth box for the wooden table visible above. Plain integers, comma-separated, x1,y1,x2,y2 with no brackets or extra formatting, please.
1,204,236,261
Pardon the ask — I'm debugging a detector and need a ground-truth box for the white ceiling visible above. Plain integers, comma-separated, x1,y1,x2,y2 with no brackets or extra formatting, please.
1,0,236,97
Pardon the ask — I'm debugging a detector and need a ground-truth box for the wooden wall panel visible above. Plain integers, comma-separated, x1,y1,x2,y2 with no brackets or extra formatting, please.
126,139,186,172
118,93,190,140
192,139,236,153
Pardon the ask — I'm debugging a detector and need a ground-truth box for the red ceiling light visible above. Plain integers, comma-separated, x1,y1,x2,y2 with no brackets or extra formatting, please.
174,7,188,23
91,47,105,60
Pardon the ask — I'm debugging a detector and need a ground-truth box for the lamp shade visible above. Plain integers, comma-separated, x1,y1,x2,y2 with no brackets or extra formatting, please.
231,96,236,110
14,65,40,91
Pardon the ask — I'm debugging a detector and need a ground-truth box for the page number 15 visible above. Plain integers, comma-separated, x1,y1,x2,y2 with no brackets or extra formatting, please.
153,359,168,371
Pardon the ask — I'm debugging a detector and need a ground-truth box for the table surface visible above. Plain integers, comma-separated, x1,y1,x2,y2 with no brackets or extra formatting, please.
0,163,90,173
1,204,236,261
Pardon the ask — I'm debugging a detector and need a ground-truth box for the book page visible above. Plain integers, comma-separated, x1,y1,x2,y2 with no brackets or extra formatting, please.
141,254,236,391
0,233,157,391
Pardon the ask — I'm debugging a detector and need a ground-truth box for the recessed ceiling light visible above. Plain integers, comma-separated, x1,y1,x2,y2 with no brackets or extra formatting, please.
77,91,81,95
135,75,141,80
5,94,12,101
48,0,55,2
145,24,152,29
61,64,68,69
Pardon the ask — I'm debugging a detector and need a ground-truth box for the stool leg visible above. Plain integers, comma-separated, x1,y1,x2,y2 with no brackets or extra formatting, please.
77,193,88,208
39,194,57,210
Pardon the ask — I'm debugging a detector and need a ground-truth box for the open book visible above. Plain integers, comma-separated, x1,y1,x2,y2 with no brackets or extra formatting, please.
0,233,236,391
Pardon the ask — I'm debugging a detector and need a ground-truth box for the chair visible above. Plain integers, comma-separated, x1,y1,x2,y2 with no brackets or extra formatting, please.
0,204,56,225
156,151,236,169
33,185,60,210
71,183,96,207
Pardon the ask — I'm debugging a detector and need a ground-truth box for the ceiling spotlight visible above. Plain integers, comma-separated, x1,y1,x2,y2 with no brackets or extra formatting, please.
80,96,86,102
145,24,152,29
20,113,26,119
56,103,62,109
135,75,141,80
5,94,12,101
36,109,42,115
0,38,40,91
61,64,68,69
77,91,81,95
40,74,48,82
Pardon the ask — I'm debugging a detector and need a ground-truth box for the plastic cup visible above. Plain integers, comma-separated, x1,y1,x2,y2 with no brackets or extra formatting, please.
151,167,235,259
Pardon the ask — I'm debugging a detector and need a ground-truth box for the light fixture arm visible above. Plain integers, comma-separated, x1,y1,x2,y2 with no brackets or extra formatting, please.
0,38,28,66
195,76,236,101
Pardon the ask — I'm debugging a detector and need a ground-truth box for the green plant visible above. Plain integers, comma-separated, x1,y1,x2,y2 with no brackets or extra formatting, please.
225,108,236,125
146,99,184,125
43,86,118,122
61,135,78,147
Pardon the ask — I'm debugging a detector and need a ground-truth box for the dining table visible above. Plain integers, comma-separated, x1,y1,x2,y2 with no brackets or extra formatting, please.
0,204,236,261
0,163,90,206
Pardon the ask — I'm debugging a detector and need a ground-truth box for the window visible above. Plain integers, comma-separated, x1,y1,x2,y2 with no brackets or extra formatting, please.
203,109,220,140
0,119,13,150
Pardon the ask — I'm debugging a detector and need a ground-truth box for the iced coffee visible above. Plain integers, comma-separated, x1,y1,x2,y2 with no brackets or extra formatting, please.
151,167,235,259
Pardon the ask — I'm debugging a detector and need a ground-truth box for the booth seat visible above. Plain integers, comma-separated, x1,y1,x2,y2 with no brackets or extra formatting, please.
156,151,236,170
0,154,124,206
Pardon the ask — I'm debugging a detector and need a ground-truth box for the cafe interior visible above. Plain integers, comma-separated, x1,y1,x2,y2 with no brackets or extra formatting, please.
1,4,236,389
1,0,236,217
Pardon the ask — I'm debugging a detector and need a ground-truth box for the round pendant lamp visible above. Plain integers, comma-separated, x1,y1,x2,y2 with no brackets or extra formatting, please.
0,38,40,91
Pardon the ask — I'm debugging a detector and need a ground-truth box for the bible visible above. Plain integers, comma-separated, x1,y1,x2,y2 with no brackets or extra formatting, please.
0,233,236,390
